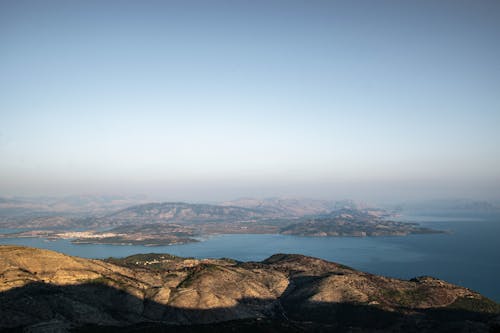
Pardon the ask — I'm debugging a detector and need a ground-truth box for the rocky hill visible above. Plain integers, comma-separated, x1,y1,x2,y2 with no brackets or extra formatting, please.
0,245,499,332
280,208,439,237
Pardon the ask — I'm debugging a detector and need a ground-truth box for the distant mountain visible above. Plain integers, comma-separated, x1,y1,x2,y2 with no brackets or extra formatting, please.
0,196,441,237
397,199,500,216
46,194,149,213
98,199,381,227
331,199,372,210
1,246,498,332
100,202,274,226
0,195,149,218
220,197,341,216
0,197,23,204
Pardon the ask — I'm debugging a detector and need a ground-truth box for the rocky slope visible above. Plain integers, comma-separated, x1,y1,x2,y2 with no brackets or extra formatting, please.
0,245,499,332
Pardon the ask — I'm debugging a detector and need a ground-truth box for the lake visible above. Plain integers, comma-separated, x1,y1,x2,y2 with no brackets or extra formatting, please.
1,215,499,302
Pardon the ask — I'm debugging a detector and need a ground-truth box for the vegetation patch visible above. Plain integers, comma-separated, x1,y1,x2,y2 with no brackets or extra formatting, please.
380,288,429,307
447,296,500,314
106,253,186,269
178,264,222,288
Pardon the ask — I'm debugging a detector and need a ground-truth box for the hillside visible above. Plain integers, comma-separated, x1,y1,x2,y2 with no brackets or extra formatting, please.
0,245,499,332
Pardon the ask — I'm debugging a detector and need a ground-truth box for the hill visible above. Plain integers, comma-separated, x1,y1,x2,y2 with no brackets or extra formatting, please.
98,202,275,226
0,245,499,332
280,208,440,236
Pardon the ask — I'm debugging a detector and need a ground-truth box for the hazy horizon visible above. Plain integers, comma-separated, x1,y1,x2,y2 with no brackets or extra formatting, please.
1,0,500,201
1,183,499,206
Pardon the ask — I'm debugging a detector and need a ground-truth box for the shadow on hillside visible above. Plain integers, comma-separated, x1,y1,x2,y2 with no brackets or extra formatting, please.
0,281,498,333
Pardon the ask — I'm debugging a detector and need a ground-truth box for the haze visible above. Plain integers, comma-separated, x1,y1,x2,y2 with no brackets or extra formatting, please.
1,0,499,201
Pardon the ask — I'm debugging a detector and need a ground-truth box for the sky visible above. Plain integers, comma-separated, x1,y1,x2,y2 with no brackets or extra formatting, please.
1,0,499,202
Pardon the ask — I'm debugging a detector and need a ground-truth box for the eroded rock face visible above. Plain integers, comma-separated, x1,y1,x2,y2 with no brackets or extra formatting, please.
0,245,498,332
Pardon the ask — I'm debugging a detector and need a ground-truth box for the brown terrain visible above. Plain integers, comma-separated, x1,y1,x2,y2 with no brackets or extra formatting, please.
0,245,499,332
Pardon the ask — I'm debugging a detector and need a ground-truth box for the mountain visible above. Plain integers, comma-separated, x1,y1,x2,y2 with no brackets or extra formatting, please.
1,245,498,332
94,200,389,228
45,194,149,214
0,195,149,219
220,197,340,216
1,200,443,239
396,199,500,217
99,202,274,226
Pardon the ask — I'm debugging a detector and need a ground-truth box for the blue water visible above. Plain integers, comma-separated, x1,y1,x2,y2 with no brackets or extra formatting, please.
1,217,499,301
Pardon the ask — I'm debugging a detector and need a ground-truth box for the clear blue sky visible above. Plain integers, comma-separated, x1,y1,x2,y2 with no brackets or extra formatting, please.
1,0,499,201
